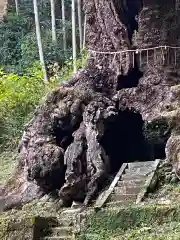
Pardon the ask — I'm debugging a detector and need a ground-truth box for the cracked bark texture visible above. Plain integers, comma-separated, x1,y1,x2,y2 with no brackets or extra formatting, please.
1,0,180,210
116,0,180,173
1,0,130,209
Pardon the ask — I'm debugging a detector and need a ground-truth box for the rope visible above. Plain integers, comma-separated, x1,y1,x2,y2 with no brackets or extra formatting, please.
88,45,180,55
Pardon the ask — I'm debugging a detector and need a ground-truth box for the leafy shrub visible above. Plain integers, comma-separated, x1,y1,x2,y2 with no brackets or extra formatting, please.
0,62,56,150
57,49,88,82
0,49,87,151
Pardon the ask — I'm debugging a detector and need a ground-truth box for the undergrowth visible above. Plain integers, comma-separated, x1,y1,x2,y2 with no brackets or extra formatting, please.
78,205,180,240
0,62,56,150
0,51,87,184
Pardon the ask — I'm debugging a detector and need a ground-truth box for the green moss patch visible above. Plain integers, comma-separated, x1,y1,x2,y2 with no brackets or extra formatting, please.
78,204,180,240
0,151,17,185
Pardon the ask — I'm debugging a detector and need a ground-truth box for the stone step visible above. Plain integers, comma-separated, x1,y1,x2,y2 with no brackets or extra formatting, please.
128,161,155,169
106,200,134,207
47,218,74,227
110,193,137,202
121,174,148,181
114,186,142,195
125,166,154,174
50,227,73,236
125,169,153,176
117,179,145,187
125,171,150,177
60,208,83,216
59,220,73,227
44,237,73,240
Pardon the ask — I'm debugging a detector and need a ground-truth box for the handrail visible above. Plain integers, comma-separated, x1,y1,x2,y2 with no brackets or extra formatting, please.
94,163,128,211
136,159,161,204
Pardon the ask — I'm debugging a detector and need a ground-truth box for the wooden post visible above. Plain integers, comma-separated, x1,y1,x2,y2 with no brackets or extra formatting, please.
147,49,149,66
175,48,177,66
139,50,142,68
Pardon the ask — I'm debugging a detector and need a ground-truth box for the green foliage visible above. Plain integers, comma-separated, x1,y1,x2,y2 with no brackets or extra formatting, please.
0,151,18,184
121,222,180,240
78,205,180,240
0,1,74,74
57,49,88,82
0,63,56,150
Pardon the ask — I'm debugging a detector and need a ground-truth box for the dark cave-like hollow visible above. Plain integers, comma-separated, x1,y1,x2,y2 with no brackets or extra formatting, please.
54,115,83,150
101,110,167,175
117,66,143,90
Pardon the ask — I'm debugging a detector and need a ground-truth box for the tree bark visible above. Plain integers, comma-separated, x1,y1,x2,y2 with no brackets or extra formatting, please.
2,0,180,210
0,0,132,209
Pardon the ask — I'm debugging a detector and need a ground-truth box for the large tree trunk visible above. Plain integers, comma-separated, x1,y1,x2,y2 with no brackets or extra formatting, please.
2,0,180,210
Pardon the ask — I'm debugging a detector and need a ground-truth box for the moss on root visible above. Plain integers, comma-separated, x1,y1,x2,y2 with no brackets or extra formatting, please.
0,151,18,185
0,215,35,240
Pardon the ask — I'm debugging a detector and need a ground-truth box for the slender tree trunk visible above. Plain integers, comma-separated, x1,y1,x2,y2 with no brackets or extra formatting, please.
15,0,19,15
83,14,86,49
77,0,83,50
72,0,77,72
50,0,57,44
33,0,48,81
61,0,67,52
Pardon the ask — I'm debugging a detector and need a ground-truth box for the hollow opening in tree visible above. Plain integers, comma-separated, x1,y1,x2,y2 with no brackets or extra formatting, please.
100,110,167,175
143,118,171,161
54,115,83,150
117,65,143,90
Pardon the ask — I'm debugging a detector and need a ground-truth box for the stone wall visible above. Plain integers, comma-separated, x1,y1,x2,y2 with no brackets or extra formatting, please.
0,215,50,240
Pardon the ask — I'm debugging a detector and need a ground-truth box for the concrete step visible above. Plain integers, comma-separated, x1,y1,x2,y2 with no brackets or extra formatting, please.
48,218,73,227
125,171,150,177
125,166,154,174
110,193,137,202
44,237,73,240
121,174,147,181
50,227,73,236
106,200,134,207
60,208,83,216
114,186,142,195
117,179,145,187
128,161,155,169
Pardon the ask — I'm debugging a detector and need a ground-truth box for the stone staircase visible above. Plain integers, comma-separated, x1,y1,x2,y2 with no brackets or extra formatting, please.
42,160,160,239
41,207,93,240
42,210,76,240
95,160,160,209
